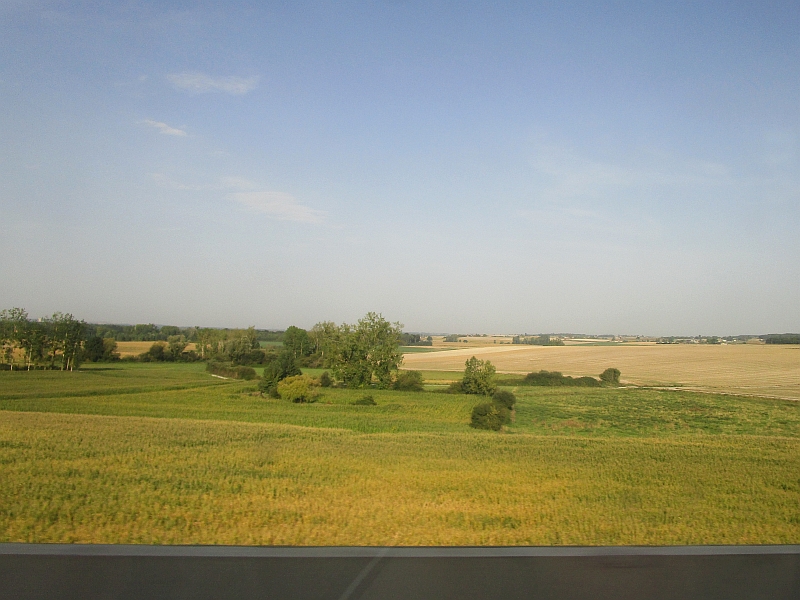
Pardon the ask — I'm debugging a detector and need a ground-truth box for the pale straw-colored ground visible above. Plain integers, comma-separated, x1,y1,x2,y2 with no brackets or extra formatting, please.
404,343,800,400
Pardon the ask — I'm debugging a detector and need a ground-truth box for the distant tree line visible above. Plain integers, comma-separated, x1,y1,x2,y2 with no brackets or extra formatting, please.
86,323,283,343
0,308,86,371
400,333,433,346
512,334,565,346
765,334,800,345
0,307,287,370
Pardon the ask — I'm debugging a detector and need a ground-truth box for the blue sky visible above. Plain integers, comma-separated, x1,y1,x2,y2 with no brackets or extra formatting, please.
1,1,798,335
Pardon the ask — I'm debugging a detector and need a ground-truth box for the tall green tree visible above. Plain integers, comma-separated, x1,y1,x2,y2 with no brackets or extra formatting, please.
0,308,28,370
309,321,339,366
461,356,497,396
330,312,403,388
283,326,312,358
260,350,302,394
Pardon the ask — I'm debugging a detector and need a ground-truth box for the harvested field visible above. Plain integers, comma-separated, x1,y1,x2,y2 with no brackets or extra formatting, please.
115,341,196,357
403,343,800,400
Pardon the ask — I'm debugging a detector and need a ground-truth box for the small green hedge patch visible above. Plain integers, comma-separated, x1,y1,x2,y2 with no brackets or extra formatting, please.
206,362,257,380
522,370,600,387
393,370,424,391
470,402,507,431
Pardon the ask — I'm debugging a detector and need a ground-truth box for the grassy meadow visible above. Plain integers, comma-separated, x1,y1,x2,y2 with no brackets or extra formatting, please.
1,362,799,545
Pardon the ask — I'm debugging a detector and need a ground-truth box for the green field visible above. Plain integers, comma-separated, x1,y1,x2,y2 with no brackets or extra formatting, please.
1,363,798,545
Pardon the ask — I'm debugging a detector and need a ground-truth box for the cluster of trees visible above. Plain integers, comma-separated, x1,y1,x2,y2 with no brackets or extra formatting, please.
512,334,565,346
400,333,433,346
140,327,274,364
259,312,412,401
85,323,284,344
0,308,86,371
0,307,290,370
765,334,800,345
522,368,620,386
443,356,519,431
257,312,407,397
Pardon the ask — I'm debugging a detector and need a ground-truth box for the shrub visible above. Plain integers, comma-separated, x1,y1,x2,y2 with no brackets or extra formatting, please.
206,362,256,380
277,375,319,403
260,350,301,393
523,370,600,387
600,368,621,384
353,395,376,406
318,371,332,387
446,381,464,394
393,370,424,392
470,402,506,431
140,342,166,362
236,366,257,380
461,356,497,396
492,390,516,410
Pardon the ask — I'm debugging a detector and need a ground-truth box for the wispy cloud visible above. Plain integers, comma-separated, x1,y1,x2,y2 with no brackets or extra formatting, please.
149,174,325,224
228,191,325,224
167,72,259,95
142,119,187,136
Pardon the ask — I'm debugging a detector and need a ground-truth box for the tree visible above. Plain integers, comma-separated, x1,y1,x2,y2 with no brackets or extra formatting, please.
0,308,28,370
84,336,106,362
260,350,301,394
329,312,403,388
277,374,319,403
393,370,424,391
470,402,505,430
600,368,621,384
224,327,260,365
283,326,313,358
309,321,339,366
461,356,497,395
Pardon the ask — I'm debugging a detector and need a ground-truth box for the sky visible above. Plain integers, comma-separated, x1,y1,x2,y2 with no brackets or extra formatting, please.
1,1,798,336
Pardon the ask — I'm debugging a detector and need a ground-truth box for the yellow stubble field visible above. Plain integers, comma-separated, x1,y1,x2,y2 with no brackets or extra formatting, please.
115,341,196,357
403,343,800,400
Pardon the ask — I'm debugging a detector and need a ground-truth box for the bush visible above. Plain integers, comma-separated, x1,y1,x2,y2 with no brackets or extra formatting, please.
523,370,600,387
353,394,376,406
446,381,464,394
492,390,516,410
599,368,621,384
318,371,332,387
470,402,506,431
461,356,497,396
260,350,301,393
393,370,424,391
277,375,319,403
206,362,256,380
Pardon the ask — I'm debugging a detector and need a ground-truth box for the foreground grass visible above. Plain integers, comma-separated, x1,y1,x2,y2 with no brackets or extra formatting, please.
1,363,799,545
1,411,798,546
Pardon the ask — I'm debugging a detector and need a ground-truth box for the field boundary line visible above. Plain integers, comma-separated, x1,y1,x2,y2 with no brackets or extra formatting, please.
2,543,799,558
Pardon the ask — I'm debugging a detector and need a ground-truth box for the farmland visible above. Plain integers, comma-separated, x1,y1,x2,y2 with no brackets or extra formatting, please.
1,362,799,546
403,342,800,400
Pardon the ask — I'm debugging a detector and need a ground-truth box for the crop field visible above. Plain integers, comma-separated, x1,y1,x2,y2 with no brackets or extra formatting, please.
114,341,198,356
1,362,799,546
403,343,800,400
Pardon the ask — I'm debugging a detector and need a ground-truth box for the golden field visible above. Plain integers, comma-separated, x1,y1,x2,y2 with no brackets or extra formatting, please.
403,343,800,400
115,341,196,357
2,410,798,546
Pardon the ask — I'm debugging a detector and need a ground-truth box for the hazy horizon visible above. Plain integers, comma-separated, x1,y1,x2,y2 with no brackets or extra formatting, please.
2,2,798,336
